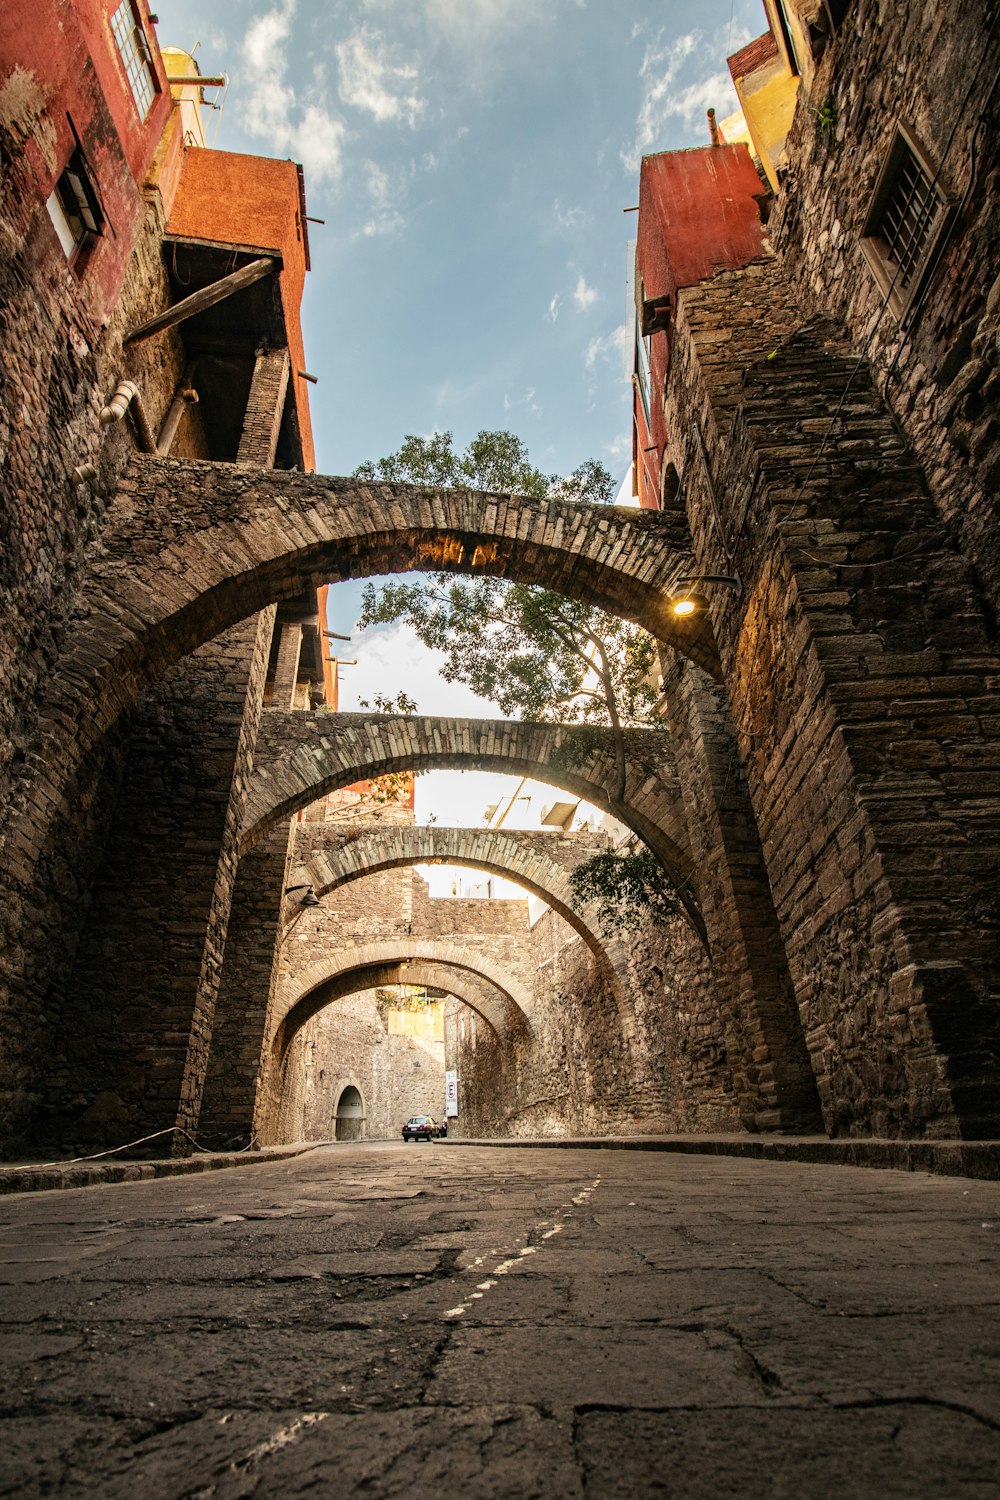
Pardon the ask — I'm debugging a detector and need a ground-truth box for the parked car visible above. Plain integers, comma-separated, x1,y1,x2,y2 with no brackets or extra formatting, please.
402,1115,444,1142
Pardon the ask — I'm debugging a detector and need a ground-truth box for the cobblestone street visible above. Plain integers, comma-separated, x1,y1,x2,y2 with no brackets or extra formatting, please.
1,1144,999,1496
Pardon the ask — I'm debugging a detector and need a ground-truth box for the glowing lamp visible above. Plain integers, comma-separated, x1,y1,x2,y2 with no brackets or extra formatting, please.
672,598,697,617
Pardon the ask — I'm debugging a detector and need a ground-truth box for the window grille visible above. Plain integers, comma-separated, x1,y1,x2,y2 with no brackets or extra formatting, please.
110,0,157,118
860,125,953,320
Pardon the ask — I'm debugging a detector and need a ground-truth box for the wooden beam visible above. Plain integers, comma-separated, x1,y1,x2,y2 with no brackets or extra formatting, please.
123,256,277,347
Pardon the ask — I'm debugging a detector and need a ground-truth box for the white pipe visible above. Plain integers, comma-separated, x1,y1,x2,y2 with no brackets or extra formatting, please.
99,380,156,453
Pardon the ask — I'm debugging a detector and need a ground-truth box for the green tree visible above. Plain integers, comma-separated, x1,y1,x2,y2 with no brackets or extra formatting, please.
568,847,681,935
356,431,652,801
355,430,678,934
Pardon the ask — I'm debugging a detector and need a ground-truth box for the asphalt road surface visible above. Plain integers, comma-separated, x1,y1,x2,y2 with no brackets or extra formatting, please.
1,1142,999,1497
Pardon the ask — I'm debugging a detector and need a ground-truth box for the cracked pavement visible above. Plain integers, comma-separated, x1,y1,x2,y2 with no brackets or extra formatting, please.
1,1142,999,1496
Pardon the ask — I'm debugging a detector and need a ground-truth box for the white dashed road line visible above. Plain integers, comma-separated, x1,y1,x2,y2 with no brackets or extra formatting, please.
442,1177,601,1319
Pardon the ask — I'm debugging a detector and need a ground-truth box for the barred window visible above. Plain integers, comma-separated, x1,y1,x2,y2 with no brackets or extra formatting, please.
860,125,953,320
110,0,157,119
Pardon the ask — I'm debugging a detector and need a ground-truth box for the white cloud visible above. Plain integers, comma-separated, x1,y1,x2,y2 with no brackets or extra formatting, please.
606,431,631,463
547,292,561,323
623,28,739,171
584,320,629,371
572,273,599,312
241,0,346,184
340,621,502,720
336,26,426,127
503,387,541,416
359,159,405,237
553,200,585,233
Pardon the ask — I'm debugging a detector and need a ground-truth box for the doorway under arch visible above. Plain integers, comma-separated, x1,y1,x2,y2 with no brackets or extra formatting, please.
334,1084,365,1141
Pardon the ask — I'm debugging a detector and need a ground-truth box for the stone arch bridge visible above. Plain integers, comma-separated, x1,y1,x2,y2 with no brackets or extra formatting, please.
290,821,618,963
273,941,536,1059
21,462,716,852
250,710,699,928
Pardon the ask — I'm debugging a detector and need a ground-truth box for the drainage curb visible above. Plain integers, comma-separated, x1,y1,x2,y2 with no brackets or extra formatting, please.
0,1143,328,1197
440,1135,1000,1180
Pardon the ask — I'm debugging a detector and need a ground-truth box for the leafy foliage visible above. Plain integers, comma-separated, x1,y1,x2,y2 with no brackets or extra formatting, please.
354,428,615,505
355,430,655,802
357,690,419,715
568,847,681,936
355,691,419,805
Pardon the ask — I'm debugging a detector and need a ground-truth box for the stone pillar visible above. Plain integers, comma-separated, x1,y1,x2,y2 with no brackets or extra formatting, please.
271,622,303,709
197,821,295,1148
236,348,290,467
663,656,822,1132
51,609,275,1151
668,268,1000,1137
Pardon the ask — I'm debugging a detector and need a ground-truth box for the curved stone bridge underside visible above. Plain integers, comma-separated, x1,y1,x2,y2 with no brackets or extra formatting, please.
289,821,616,963
249,711,702,931
24,462,716,839
273,940,536,1061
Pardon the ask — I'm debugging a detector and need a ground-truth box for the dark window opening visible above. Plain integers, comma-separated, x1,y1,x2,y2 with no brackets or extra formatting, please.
860,124,953,320
46,147,104,271
773,0,801,76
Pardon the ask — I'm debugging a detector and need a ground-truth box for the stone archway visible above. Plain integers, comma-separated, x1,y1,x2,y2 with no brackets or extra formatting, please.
244,711,701,933
333,1084,364,1142
273,941,535,1059
13,463,717,860
288,823,622,964
257,944,531,1145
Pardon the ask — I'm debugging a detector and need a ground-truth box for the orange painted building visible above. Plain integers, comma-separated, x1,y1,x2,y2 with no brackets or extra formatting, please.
631,143,766,508
167,149,316,470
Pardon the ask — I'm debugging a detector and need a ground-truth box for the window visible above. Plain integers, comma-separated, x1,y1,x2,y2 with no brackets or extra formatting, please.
772,0,801,76
634,318,652,427
110,0,157,118
46,148,104,269
860,124,953,320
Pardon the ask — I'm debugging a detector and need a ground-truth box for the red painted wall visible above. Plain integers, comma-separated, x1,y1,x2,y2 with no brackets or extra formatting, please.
634,144,765,498
167,149,315,469
0,0,172,317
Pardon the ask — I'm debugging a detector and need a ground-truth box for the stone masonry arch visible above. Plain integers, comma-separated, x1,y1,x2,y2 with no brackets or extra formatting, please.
273,941,536,1059
22,459,718,842
260,957,523,1147
245,711,702,933
0,461,716,1151
289,824,615,959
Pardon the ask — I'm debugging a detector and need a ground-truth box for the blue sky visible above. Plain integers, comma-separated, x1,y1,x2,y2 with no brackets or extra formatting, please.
157,0,763,834
157,0,760,483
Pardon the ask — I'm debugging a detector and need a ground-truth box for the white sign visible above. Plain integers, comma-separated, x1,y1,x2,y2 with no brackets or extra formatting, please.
445,1070,459,1117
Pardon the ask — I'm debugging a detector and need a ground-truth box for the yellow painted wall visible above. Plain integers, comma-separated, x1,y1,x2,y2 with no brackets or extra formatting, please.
386,1003,445,1044
736,62,799,192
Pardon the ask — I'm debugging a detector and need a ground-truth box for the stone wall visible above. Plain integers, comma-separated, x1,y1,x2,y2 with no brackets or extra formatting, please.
660,258,1000,1137
41,609,275,1153
446,904,737,1139
277,993,445,1143
0,186,210,1153
771,0,1000,621
0,184,188,830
